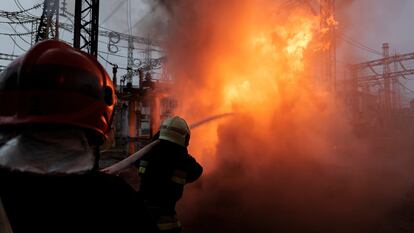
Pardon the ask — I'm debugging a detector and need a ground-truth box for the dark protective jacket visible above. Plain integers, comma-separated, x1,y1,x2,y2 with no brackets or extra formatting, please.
136,139,203,216
0,168,158,233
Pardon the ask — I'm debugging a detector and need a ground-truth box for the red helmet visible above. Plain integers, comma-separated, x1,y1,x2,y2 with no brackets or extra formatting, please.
0,40,116,143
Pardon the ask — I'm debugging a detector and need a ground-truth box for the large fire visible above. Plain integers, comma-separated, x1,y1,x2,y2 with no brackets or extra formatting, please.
166,2,324,169
222,13,316,114
159,0,414,232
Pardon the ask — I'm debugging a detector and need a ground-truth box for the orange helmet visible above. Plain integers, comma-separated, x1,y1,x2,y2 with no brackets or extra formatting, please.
0,40,116,143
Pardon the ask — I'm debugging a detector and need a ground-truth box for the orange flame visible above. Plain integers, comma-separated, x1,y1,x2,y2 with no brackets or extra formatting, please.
165,1,325,169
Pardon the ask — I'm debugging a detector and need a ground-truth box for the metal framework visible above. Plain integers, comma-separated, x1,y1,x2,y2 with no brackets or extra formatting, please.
320,0,336,92
73,0,99,57
352,52,414,82
126,37,134,85
350,45,414,118
35,0,59,42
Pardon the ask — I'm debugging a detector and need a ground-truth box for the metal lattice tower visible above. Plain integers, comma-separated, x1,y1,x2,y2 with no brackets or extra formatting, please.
349,46,414,124
73,0,99,57
35,0,59,42
126,36,134,85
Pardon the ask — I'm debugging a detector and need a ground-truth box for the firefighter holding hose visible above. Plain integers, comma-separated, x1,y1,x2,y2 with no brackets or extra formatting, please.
136,116,203,233
0,40,157,233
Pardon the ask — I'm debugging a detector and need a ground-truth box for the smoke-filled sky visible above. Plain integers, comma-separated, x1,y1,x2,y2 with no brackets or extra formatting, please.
335,0,414,106
0,0,413,99
1,2,414,233
151,1,414,233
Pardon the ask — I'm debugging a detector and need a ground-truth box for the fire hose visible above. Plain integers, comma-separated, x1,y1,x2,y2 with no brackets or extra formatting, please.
100,113,235,174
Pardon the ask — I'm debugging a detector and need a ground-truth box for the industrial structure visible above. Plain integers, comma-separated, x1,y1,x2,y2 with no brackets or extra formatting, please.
343,44,414,134
0,0,413,155
0,0,175,160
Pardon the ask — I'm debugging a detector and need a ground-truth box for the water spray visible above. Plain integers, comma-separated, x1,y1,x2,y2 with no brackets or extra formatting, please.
100,112,237,174
189,112,236,129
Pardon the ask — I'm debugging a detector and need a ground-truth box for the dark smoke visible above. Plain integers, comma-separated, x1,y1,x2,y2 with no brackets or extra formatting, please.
140,0,414,232
181,118,414,233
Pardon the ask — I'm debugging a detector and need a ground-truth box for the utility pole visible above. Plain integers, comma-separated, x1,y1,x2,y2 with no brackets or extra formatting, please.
349,46,414,129
126,36,138,154
382,43,391,118
351,68,359,123
320,0,337,146
320,0,336,93
392,51,401,111
73,0,99,57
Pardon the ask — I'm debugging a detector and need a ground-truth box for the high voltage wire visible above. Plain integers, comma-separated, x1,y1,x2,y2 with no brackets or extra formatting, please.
8,35,27,52
0,19,37,24
338,35,383,56
13,0,25,11
99,49,129,59
0,2,160,70
5,21,33,45
98,53,117,66
13,0,41,17
0,31,33,36
398,80,414,95
6,2,42,15
339,36,382,56
336,31,383,56
98,53,128,70
0,1,42,42
5,14,34,35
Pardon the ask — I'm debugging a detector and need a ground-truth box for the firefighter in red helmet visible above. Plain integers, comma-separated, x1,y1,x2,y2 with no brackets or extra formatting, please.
0,40,157,233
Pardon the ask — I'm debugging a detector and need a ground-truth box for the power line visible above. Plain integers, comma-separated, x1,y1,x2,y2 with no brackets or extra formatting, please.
337,31,383,56
0,31,33,36
6,22,32,45
98,53,128,70
5,14,34,35
98,53,116,66
98,49,129,59
398,80,414,95
0,19,37,24
11,24,17,55
338,35,382,56
10,1,42,15
8,35,27,52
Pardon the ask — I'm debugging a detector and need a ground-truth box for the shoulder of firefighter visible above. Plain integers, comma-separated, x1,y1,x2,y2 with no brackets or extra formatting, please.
137,141,203,185
184,153,203,183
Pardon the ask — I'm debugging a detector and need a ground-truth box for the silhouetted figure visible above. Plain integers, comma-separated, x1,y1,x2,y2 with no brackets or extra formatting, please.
136,116,203,233
0,40,158,233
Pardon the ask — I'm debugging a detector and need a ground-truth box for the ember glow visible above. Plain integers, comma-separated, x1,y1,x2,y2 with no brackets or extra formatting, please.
159,0,414,232
165,1,325,167
222,14,316,110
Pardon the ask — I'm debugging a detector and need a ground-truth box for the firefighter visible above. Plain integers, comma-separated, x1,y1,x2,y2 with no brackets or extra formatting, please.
136,116,203,233
0,40,157,233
